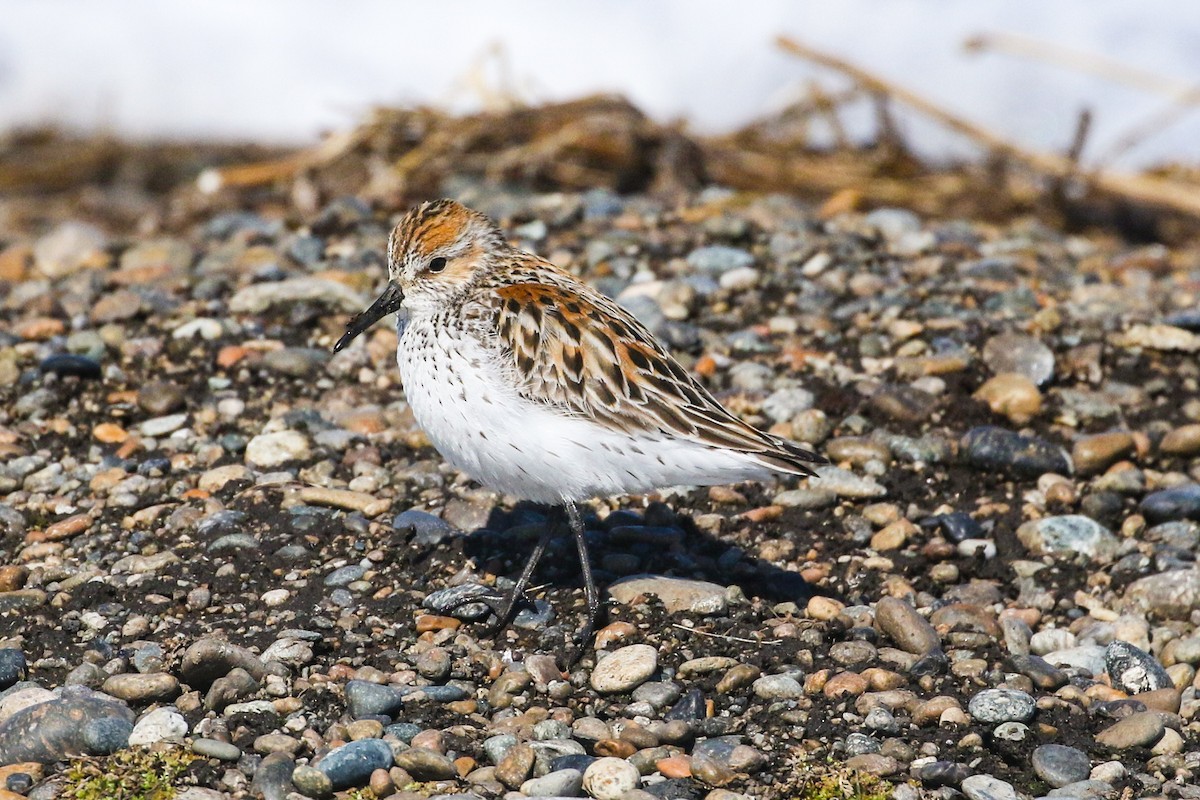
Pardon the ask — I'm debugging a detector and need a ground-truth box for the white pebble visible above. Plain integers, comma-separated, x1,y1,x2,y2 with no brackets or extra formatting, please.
589,644,658,693
582,756,640,799
245,430,310,469
261,589,290,607
172,318,224,340
128,707,187,746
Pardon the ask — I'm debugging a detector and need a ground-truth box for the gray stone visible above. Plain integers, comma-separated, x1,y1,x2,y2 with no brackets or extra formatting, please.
394,509,458,546
686,245,753,274
1140,484,1200,523
1105,640,1172,694
1032,744,1091,789
192,738,242,761
180,637,266,689
1016,516,1119,560
317,738,395,790
961,774,1019,800
0,689,135,763
752,674,804,700
520,767,584,796
251,752,294,800
968,689,1035,723
961,426,1071,478
344,680,406,718
1124,569,1200,618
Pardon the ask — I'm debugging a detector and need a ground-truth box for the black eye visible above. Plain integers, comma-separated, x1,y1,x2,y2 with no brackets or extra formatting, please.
428,257,447,273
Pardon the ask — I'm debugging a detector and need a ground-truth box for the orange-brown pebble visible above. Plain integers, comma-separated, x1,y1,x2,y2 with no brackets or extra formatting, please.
454,756,476,778
96,424,129,447
800,564,831,583
415,615,462,633
14,317,66,341
862,668,906,691
410,730,444,752
708,485,747,505
820,188,864,218
369,768,394,797
1161,423,1200,456
656,755,692,779
327,664,356,681
1136,688,1180,713
0,245,31,282
806,596,845,620
913,696,961,726
804,669,831,695
973,373,1042,424
0,566,29,593
0,763,43,785
216,345,248,368
1000,607,1041,627
341,409,388,435
181,489,210,500
694,354,717,378
824,671,868,698
593,621,637,649
445,699,477,715
870,519,916,551
116,437,141,459
594,739,637,758
1085,684,1126,702
42,513,90,541
741,505,783,523
1072,432,1135,475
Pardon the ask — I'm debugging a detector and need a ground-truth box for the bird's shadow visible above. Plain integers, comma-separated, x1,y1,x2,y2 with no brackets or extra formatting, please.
450,498,840,612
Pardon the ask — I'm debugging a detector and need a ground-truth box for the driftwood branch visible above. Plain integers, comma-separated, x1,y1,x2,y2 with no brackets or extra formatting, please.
776,35,1200,218
964,31,1200,104
965,31,1200,168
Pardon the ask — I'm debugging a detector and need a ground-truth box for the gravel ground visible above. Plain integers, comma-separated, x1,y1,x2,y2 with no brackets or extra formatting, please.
2,180,1200,800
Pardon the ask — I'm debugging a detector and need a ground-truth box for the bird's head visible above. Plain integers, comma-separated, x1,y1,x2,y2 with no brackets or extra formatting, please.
333,199,506,351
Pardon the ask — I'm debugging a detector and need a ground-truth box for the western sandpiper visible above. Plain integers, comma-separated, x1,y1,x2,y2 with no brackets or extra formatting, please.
334,199,824,655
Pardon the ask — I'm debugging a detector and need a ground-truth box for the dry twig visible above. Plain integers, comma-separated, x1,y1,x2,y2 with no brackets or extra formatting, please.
776,35,1200,218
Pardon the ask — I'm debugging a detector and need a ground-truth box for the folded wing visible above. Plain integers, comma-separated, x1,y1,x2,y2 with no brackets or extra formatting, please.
490,276,822,476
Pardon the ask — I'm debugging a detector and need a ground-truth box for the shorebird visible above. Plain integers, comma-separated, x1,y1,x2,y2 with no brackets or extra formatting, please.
334,199,823,654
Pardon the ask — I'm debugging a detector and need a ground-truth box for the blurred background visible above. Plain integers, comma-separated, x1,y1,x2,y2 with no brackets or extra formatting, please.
3,0,1198,169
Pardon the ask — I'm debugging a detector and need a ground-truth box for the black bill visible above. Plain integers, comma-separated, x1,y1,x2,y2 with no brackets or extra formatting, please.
333,281,404,352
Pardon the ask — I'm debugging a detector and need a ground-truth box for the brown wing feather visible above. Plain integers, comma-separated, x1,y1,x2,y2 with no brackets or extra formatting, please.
490,275,822,476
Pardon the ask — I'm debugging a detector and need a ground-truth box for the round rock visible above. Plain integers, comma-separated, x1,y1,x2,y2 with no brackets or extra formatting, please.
317,739,395,790
961,774,1019,800
1032,744,1091,788
582,756,641,800
1105,640,1172,694
245,430,311,469
590,644,658,693
1016,516,1118,561
968,689,1035,723
875,596,940,654
128,707,187,746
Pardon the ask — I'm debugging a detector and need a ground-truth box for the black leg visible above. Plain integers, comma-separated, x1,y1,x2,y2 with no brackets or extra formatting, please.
564,501,602,664
481,512,558,634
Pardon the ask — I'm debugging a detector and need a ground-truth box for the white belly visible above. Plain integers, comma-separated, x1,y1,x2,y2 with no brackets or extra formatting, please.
396,321,773,504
